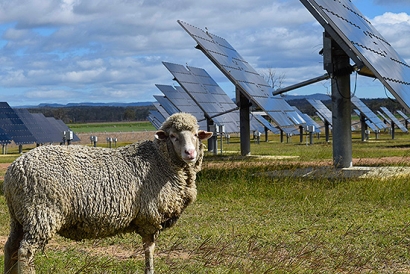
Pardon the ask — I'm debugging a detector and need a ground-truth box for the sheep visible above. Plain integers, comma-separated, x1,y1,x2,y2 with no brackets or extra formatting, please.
3,112,213,274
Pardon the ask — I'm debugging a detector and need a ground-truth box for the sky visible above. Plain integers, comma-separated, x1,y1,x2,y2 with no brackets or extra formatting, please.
0,0,410,107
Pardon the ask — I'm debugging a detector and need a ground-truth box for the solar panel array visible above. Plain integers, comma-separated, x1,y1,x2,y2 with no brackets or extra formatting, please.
178,20,305,134
380,107,408,133
350,96,387,131
301,0,410,112
7,106,80,145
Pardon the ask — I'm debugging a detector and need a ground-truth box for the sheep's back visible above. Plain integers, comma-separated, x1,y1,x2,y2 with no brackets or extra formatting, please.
4,144,143,239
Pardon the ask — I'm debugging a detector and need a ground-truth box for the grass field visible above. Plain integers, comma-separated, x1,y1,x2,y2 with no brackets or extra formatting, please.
68,121,156,133
1,128,410,273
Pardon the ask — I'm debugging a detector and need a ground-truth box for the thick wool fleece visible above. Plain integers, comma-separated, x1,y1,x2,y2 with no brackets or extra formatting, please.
3,138,203,249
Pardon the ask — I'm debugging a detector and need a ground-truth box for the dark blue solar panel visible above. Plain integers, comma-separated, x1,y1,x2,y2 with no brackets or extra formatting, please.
0,126,12,145
30,113,64,143
148,110,165,130
47,117,81,142
14,108,50,144
0,103,36,145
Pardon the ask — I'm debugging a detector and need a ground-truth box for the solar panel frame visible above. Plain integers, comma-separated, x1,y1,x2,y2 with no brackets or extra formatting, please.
301,0,410,112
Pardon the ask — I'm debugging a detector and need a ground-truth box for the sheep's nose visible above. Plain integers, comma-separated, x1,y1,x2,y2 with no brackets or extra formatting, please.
185,149,196,160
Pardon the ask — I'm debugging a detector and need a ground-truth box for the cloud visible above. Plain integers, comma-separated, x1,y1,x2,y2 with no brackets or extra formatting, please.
0,0,408,106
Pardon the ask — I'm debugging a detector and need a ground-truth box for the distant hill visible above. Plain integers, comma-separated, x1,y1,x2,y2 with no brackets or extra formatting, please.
282,93,331,101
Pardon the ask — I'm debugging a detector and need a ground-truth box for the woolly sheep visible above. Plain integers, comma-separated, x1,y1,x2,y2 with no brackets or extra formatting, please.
3,112,213,274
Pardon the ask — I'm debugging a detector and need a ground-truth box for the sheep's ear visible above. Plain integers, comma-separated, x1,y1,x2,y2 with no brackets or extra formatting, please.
198,130,213,140
155,130,168,140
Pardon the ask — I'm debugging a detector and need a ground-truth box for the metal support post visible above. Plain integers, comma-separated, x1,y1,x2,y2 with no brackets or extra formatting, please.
360,113,367,142
237,87,250,156
391,121,395,139
331,49,352,168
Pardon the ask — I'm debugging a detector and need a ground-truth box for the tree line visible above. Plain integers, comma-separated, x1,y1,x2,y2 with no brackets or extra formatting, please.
27,105,155,123
26,98,404,124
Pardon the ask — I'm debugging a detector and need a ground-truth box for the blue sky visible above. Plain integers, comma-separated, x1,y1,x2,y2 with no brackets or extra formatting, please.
0,0,409,106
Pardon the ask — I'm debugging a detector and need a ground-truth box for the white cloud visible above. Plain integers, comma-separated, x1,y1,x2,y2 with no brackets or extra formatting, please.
0,0,409,106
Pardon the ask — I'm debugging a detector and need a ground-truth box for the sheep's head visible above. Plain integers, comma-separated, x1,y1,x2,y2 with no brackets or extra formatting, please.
155,113,213,164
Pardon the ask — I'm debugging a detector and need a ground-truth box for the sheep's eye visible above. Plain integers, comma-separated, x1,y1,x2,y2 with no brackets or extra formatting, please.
194,133,198,138
170,134,178,141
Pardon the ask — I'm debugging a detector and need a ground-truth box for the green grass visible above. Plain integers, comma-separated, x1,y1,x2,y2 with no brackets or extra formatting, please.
68,121,155,133
1,129,410,272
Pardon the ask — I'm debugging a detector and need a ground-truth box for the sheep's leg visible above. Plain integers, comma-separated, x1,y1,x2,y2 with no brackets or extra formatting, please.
18,239,37,274
4,219,23,274
142,234,156,274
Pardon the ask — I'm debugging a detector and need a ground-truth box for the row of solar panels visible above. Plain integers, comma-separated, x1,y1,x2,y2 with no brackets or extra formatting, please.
148,62,321,135
309,96,409,134
0,102,80,145
149,14,410,138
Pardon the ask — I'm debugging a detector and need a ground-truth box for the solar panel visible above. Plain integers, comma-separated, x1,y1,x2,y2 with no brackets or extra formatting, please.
0,103,36,145
153,102,170,120
153,95,180,115
353,109,378,132
155,85,207,130
377,110,389,124
147,110,165,130
396,110,410,123
163,62,242,133
0,127,12,145
251,112,280,134
350,96,387,130
14,108,50,144
301,0,410,112
380,107,408,133
178,20,306,132
30,113,64,143
307,99,332,125
47,117,81,142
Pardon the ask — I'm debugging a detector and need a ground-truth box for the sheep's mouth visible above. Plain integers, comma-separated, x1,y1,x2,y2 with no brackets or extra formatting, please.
182,156,196,163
